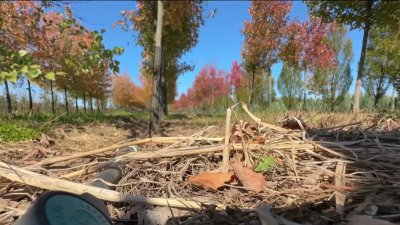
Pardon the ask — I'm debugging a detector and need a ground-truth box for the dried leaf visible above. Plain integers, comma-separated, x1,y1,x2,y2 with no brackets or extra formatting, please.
229,159,267,193
346,215,397,225
189,172,235,190
39,133,55,147
23,148,44,160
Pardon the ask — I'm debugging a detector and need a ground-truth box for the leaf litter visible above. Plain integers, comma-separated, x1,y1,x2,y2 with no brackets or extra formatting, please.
0,103,400,225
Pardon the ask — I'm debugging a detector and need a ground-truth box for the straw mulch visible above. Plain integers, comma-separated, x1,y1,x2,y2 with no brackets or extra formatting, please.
0,103,399,225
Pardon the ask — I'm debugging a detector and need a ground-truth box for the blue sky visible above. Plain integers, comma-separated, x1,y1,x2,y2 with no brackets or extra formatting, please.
5,1,371,100
68,1,368,97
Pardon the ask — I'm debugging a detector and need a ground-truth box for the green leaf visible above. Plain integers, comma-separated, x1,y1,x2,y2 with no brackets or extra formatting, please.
101,28,106,34
6,71,18,83
56,71,66,76
255,156,276,172
30,65,41,69
21,66,29,74
27,68,41,78
45,72,56,80
18,50,28,57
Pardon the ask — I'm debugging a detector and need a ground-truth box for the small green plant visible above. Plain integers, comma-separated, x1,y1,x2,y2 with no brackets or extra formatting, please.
255,156,276,172
0,123,41,142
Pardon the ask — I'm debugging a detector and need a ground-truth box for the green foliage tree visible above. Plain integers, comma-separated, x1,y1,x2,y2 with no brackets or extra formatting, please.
277,63,303,110
364,23,400,107
306,1,400,113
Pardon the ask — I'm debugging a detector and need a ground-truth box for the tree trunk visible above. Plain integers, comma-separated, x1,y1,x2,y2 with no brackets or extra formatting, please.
160,46,168,117
268,68,272,109
75,96,79,113
352,1,372,113
4,80,12,114
64,86,69,113
96,99,100,112
27,79,33,112
249,68,255,107
100,99,105,111
50,81,55,114
149,0,164,136
390,88,396,111
90,95,93,113
83,93,87,112
303,71,307,111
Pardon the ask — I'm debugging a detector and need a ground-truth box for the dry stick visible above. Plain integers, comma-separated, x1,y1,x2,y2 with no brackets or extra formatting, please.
221,107,232,173
0,162,225,210
241,103,289,133
335,161,346,216
60,160,117,179
317,122,362,132
39,136,223,166
288,136,299,183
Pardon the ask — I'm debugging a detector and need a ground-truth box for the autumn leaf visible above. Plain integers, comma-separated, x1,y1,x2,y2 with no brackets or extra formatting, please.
229,159,267,193
189,172,235,190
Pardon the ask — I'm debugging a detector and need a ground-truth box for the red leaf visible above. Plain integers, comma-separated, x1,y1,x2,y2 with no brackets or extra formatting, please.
189,172,236,190
229,159,267,193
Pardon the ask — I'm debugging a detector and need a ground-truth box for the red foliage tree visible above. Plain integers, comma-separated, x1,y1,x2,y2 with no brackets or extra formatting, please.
227,61,245,101
241,1,292,107
174,65,231,110
280,18,336,108
112,73,152,109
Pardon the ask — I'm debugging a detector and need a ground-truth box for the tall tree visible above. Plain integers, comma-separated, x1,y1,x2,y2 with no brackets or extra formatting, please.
277,63,303,110
362,24,400,106
227,61,245,102
0,2,44,113
306,1,400,113
241,1,292,108
118,1,205,117
148,0,164,134
280,18,335,110
308,25,353,111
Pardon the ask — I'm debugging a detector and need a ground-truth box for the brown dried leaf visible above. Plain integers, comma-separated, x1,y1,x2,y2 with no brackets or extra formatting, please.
189,172,235,190
39,134,55,148
23,148,44,159
229,159,267,193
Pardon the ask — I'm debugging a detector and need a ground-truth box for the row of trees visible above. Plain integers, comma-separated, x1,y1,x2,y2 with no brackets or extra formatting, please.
1,1,123,114
239,1,400,112
174,1,399,113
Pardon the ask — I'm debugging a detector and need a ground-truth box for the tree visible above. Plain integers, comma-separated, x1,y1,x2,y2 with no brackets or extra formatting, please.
118,1,205,117
277,63,303,110
306,1,400,113
363,25,399,107
241,1,292,108
308,25,353,111
174,65,230,111
280,18,335,110
0,2,44,113
227,61,245,102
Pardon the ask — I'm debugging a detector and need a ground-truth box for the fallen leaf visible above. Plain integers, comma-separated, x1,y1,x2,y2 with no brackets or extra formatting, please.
189,172,235,190
229,159,267,193
39,134,55,147
346,215,397,225
23,148,44,159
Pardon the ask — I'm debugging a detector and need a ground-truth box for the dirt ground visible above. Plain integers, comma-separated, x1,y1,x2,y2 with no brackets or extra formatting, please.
1,112,400,225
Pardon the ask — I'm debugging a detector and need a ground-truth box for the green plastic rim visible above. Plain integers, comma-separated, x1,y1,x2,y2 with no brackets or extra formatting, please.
44,194,111,225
